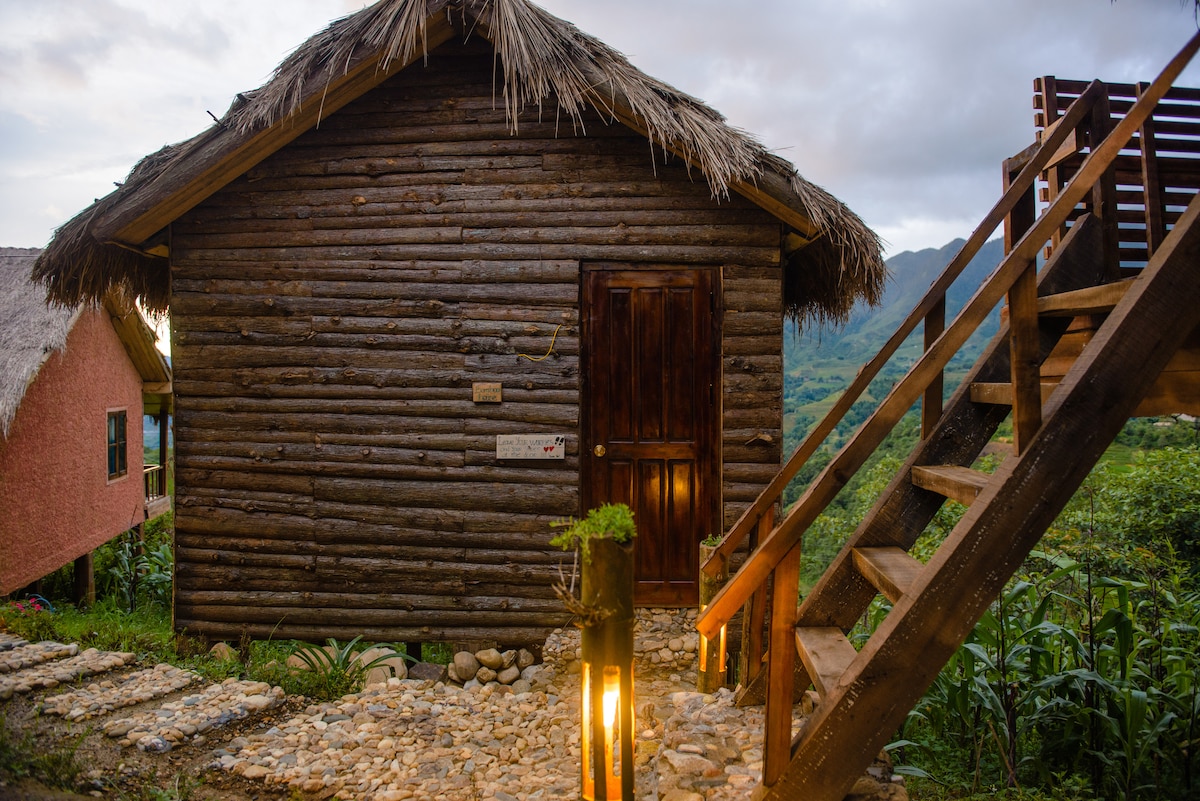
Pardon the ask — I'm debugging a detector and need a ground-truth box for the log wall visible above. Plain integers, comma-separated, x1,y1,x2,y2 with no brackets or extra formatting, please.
170,39,784,645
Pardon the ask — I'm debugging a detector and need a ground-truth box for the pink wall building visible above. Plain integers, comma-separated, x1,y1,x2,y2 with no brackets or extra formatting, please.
1,247,171,596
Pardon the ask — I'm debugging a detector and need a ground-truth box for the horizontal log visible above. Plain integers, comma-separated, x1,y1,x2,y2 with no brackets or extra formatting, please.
723,334,783,357
723,310,780,337
175,549,561,585
174,535,564,567
722,407,780,429
723,463,783,484
174,605,561,628
174,280,578,306
178,396,578,425
179,359,578,386
174,619,562,647
180,441,465,468
314,477,577,515
174,381,579,406
176,411,467,437
458,224,778,248
170,293,454,320
173,563,485,594
172,242,780,267
178,589,565,614
182,207,773,236
173,329,581,358
176,456,579,486
189,192,758,222
723,482,774,503
245,152,544,181
724,289,784,314
176,510,563,548
179,225,468,250
724,372,783,394
175,468,314,496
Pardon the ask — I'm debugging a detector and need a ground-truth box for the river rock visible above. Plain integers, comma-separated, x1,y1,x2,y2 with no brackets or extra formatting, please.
454,651,480,679
475,648,504,670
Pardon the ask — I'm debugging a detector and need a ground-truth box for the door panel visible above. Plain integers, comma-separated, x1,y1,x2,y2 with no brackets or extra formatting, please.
583,266,720,606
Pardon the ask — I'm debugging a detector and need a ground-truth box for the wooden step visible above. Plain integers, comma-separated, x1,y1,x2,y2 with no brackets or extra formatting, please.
910,464,990,506
852,547,924,604
794,627,857,698
1037,279,1134,316
969,381,1056,406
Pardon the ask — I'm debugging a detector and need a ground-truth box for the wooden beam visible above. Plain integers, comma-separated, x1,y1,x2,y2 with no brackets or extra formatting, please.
1037,280,1134,316
763,542,801,787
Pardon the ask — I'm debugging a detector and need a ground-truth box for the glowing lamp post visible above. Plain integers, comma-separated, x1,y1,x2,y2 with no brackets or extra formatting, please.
697,541,728,693
580,534,635,800
550,504,637,801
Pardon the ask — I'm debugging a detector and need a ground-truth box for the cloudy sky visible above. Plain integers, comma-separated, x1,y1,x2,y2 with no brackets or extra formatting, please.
1,0,1198,258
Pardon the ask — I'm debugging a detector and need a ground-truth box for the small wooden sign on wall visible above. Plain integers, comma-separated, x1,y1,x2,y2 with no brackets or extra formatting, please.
496,434,566,460
473,382,502,403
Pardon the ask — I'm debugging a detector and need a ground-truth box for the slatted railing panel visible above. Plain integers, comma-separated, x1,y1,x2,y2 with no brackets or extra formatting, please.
1035,77,1200,268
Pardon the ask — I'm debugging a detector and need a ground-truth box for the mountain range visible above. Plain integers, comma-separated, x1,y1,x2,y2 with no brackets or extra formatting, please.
783,236,1006,445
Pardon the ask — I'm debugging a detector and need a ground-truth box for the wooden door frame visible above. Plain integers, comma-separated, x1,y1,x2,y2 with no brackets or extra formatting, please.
579,262,723,606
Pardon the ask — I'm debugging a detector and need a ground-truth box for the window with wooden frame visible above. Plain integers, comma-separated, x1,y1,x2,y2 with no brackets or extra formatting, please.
107,410,128,480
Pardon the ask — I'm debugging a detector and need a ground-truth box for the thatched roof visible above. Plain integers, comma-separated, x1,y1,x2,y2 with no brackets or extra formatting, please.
1,247,172,437
33,0,886,327
1,248,80,437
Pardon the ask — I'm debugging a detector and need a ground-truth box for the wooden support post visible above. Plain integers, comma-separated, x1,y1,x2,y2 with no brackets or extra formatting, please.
739,511,771,687
73,552,96,608
1009,261,1043,454
763,540,801,787
406,642,424,662
1088,90,1123,280
698,543,729,693
1137,81,1166,259
158,409,169,473
922,298,945,438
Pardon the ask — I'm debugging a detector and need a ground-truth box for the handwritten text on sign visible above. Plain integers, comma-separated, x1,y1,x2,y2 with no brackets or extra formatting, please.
496,434,567,460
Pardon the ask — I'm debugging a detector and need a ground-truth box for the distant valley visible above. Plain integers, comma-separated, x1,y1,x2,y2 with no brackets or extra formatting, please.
782,236,1006,455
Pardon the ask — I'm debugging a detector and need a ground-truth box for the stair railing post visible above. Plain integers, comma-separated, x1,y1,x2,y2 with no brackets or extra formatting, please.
763,540,802,787
739,509,773,687
921,298,946,438
698,541,729,693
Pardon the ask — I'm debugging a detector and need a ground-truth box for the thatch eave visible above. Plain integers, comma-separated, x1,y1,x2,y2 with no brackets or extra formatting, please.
34,0,885,326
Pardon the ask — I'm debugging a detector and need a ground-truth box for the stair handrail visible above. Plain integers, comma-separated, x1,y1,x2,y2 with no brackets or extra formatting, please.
697,30,1200,640
701,81,1104,579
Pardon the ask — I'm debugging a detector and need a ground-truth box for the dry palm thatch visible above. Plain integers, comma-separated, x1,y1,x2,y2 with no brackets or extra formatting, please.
34,0,885,327
0,248,80,438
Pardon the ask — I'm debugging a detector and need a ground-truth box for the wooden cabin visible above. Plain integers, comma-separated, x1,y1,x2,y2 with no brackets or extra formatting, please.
32,0,885,645
0,247,172,599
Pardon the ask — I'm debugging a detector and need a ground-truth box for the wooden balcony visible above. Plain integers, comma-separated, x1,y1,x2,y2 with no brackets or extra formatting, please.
144,463,171,520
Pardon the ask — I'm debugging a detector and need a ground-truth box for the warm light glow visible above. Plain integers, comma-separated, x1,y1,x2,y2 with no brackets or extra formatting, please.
583,663,632,801
602,675,620,729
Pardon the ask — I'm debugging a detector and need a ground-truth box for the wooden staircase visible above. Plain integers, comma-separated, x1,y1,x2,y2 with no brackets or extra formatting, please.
696,33,1200,801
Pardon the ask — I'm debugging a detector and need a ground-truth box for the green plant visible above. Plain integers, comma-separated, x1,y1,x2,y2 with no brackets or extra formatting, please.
287,636,411,700
0,713,86,789
0,596,58,642
550,503,636,562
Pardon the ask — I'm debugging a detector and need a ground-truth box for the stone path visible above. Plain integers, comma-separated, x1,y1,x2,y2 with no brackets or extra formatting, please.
0,612,908,800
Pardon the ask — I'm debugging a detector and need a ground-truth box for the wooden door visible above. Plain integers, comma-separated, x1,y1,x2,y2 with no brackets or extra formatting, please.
582,266,720,606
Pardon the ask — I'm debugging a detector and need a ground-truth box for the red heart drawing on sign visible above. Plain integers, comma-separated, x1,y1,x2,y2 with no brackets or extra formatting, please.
543,446,553,453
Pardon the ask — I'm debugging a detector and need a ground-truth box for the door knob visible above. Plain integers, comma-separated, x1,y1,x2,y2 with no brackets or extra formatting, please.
593,444,606,457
